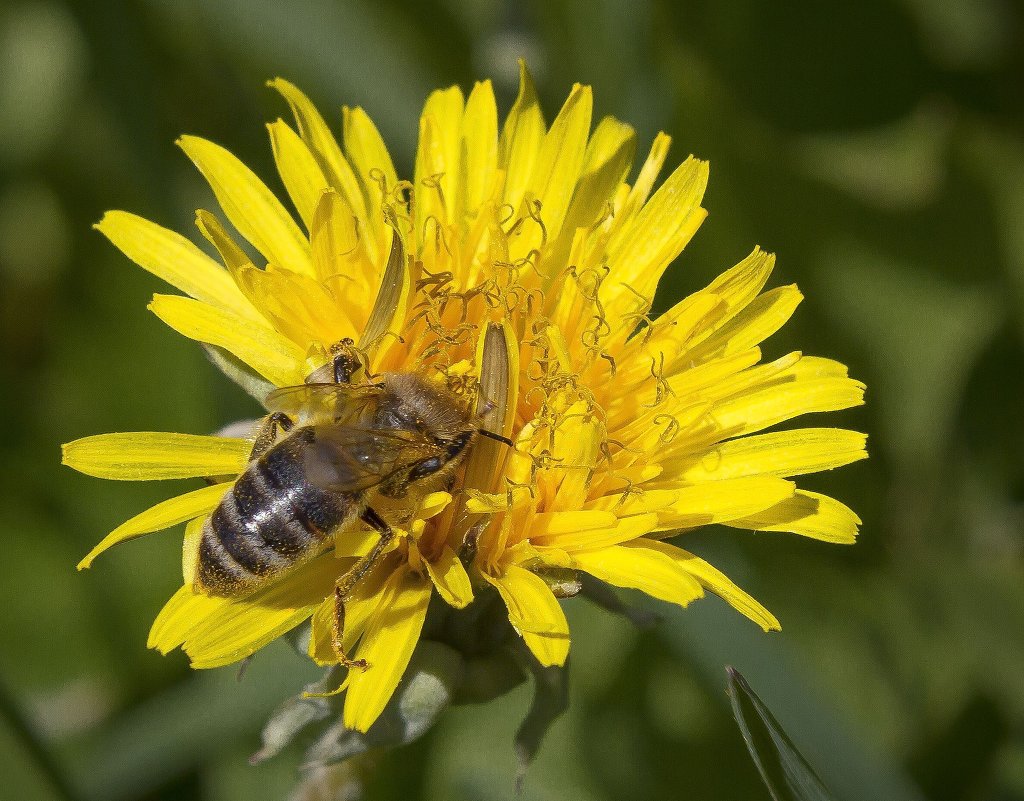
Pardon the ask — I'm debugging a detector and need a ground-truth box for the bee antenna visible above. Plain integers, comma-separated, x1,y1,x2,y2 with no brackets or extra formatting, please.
479,429,514,448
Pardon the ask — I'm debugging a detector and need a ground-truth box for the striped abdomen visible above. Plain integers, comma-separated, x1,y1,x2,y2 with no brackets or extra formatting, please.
197,427,352,595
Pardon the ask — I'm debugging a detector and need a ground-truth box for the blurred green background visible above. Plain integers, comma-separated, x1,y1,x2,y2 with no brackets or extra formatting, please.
2,0,1023,799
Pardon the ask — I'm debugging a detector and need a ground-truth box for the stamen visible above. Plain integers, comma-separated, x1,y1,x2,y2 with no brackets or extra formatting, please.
420,172,447,216
652,413,681,443
526,199,548,248
643,352,675,408
422,215,453,256
497,203,516,226
368,167,389,198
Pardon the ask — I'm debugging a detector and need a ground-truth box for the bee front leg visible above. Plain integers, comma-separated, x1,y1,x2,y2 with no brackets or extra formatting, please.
331,506,395,671
249,412,294,460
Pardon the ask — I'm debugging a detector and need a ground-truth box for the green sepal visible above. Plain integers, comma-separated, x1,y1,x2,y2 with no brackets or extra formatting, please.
250,666,340,765
302,640,464,769
203,343,276,407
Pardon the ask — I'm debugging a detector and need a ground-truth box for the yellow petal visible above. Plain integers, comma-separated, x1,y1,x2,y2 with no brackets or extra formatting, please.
605,156,709,301
232,264,353,346
710,364,866,438
570,543,704,609
414,85,464,237
685,247,777,342
659,476,796,528
267,119,329,231
584,488,678,516
149,294,304,387
617,132,671,225
564,115,636,235
309,189,359,275
484,565,569,667
268,78,368,237
419,491,453,519
78,482,231,569
307,596,338,666
424,546,474,609
632,540,780,631
194,209,255,280
726,490,862,544
181,515,205,587
177,135,313,275
343,569,433,732
518,83,592,247
95,211,258,320
541,400,603,509
307,191,379,331
460,79,499,217
63,432,251,481
625,247,776,363
342,105,398,252
619,291,722,369
498,60,545,212
686,284,803,361
662,349,763,402
670,350,802,410
530,510,619,537
149,553,341,668
674,429,868,482
532,511,658,552
464,484,533,514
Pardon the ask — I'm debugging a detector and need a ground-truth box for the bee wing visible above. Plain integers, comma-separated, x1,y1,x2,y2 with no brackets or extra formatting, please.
303,424,443,494
265,382,382,424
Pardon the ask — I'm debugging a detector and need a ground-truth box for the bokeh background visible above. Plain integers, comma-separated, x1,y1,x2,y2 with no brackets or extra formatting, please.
2,1,1023,799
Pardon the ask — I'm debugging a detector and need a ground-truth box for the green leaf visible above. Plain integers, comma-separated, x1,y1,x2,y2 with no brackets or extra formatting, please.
727,666,835,801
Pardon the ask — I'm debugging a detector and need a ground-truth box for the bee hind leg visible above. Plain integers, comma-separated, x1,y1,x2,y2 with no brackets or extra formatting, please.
330,506,395,671
249,412,294,460
331,588,369,671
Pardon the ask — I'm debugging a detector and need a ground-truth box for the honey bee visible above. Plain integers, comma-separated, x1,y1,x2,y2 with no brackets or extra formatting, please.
193,350,510,667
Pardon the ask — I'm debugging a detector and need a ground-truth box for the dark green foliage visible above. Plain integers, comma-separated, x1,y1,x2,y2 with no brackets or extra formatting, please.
727,667,834,801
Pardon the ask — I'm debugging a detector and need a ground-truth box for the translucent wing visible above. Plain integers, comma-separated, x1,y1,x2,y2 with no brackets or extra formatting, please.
302,423,443,494
266,382,382,425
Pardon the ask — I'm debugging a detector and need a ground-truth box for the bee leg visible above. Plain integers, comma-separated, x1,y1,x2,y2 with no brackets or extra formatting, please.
249,412,294,460
331,587,368,671
330,506,395,671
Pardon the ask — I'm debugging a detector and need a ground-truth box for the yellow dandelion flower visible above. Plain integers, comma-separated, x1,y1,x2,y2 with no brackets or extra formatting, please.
63,62,866,734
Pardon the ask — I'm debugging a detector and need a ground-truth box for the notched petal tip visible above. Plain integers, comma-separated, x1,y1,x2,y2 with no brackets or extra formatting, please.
92,209,118,232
